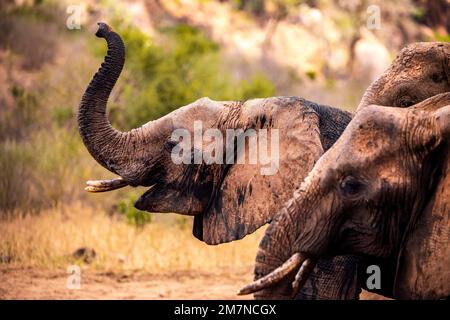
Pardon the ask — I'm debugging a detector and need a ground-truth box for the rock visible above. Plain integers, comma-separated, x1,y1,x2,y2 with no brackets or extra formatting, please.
0,255,12,264
72,247,96,264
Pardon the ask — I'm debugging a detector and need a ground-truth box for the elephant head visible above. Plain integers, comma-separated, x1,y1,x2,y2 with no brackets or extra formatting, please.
79,23,340,245
239,93,450,299
358,42,450,110
79,22,450,248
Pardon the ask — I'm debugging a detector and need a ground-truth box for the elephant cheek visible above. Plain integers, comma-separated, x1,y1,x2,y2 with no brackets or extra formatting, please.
294,194,344,257
134,187,205,215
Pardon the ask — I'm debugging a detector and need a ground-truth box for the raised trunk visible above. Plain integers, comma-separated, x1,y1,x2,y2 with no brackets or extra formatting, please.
78,23,141,179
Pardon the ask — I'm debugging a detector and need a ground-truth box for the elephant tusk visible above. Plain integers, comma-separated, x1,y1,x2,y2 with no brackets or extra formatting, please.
237,253,306,295
85,178,128,192
291,258,316,299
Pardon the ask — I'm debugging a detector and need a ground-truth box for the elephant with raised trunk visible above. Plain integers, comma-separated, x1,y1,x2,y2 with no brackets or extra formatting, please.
78,22,450,299
239,93,450,299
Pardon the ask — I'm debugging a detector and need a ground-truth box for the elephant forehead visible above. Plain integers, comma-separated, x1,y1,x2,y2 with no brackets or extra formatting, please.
170,97,225,128
239,97,311,120
335,107,404,158
395,42,447,68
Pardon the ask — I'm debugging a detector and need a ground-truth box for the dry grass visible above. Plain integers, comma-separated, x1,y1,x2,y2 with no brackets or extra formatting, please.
0,202,265,274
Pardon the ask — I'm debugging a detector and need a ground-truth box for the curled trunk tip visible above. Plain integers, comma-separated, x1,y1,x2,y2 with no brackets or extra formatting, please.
95,22,113,38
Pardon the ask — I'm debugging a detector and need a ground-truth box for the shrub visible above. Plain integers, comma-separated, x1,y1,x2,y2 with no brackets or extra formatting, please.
0,86,39,141
52,106,74,127
0,140,35,213
239,73,276,100
116,193,152,228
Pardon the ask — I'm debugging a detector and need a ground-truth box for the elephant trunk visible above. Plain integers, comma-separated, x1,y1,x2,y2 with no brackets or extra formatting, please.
78,23,150,184
239,176,342,299
356,72,389,112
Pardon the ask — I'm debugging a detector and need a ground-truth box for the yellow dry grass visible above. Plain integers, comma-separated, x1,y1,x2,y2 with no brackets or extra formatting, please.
0,202,265,274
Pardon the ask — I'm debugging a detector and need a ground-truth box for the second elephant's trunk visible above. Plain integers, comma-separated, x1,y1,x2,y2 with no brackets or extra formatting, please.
243,177,342,299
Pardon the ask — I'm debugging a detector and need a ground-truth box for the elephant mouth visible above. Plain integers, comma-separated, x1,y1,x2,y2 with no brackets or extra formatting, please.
84,177,129,192
238,252,317,298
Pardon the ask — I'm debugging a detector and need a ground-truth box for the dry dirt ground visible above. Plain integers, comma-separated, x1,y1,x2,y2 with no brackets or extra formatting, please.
0,266,253,300
0,266,385,300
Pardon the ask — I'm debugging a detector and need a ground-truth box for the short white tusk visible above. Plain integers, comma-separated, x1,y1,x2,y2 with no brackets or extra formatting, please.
237,253,307,295
291,258,316,299
85,178,128,192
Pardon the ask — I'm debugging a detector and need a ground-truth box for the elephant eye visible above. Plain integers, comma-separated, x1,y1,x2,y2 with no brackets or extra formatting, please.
431,72,445,83
164,140,178,152
340,176,364,197
398,96,415,108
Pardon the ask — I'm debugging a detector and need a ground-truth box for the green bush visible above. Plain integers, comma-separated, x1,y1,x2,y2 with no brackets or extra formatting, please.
239,73,277,100
0,123,89,214
52,106,73,127
0,140,35,213
434,33,450,42
305,70,317,81
233,0,265,16
116,193,152,228
0,86,39,141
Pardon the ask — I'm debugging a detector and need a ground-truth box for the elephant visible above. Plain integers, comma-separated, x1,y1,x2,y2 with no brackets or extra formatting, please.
239,93,450,299
78,22,450,299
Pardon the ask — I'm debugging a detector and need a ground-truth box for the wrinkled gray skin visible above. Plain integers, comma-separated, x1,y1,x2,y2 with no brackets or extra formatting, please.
247,93,450,299
78,23,450,299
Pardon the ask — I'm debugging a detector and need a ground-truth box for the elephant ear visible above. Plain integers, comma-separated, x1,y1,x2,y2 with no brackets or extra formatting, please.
394,146,450,299
194,97,324,244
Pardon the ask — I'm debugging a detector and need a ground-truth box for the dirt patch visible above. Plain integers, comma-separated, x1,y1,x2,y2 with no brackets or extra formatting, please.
0,266,253,300
0,266,385,300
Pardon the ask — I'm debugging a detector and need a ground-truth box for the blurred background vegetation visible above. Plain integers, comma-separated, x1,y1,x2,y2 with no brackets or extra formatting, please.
0,0,448,272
